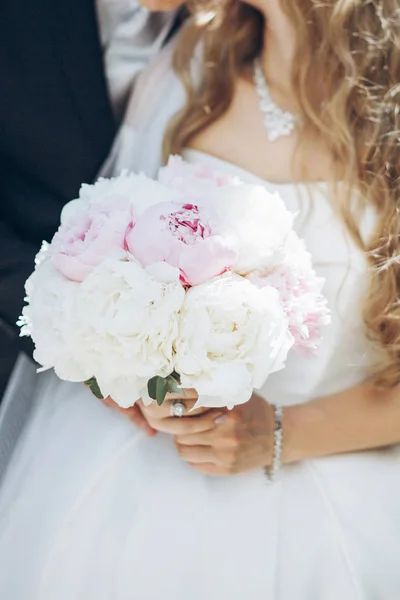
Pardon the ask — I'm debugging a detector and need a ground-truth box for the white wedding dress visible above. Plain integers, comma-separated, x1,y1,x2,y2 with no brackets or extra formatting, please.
0,42,400,599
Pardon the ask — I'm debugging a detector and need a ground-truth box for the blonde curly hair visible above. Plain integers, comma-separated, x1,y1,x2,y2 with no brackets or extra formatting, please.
164,0,400,387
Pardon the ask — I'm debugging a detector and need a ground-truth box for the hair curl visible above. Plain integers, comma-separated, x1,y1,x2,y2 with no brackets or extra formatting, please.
164,0,400,386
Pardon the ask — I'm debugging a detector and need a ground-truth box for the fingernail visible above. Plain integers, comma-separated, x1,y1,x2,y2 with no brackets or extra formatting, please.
215,414,228,424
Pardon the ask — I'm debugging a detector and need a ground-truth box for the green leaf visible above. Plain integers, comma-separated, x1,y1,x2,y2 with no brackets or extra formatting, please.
147,376,159,400
84,377,104,400
156,377,168,406
166,375,185,397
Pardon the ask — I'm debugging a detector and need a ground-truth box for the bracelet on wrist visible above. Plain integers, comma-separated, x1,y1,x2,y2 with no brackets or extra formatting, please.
265,404,284,483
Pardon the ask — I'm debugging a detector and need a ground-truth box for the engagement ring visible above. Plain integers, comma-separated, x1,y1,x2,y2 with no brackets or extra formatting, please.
170,401,187,418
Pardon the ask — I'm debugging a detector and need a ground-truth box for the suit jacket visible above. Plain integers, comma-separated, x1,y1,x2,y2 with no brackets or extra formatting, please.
0,0,179,398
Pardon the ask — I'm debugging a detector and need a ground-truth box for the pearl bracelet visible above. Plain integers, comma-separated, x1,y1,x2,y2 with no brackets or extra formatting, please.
265,404,284,482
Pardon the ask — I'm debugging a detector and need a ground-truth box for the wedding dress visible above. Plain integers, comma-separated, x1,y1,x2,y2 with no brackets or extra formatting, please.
0,43,399,600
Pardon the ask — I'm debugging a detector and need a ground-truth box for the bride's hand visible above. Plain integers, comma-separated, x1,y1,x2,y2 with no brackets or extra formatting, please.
174,393,275,476
139,390,225,434
100,390,222,438
101,396,158,437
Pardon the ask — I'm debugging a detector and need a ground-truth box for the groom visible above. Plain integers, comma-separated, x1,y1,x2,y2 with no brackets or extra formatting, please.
0,0,185,403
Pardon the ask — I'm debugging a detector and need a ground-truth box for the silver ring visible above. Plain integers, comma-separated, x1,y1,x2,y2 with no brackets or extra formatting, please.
170,401,187,418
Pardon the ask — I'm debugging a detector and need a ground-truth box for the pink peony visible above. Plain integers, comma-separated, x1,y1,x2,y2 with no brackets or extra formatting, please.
50,197,134,282
126,201,237,286
248,262,330,354
158,155,241,198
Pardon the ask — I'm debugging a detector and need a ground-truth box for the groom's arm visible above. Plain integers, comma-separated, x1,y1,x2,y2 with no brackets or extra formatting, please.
0,1,186,346
0,219,36,397
0,219,36,354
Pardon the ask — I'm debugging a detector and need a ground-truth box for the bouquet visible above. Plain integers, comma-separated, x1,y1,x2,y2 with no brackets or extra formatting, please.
18,157,330,409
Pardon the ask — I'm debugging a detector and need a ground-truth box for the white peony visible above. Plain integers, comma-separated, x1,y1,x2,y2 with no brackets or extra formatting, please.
19,258,92,382
61,171,181,225
197,184,294,275
76,258,185,408
174,274,294,409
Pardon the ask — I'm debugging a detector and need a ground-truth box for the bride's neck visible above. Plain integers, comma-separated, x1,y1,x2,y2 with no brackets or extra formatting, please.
259,2,296,93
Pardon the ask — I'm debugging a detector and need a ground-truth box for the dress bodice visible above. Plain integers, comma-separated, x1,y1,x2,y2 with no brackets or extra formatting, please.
182,149,375,406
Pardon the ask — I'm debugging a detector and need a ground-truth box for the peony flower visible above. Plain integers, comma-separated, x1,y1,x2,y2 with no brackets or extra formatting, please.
76,258,185,408
174,274,294,409
126,201,237,286
50,197,134,282
247,232,330,353
17,168,329,413
61,171,180,225
196,184,294,276
34,241,50,267
158,155,241,198
18,258,92,382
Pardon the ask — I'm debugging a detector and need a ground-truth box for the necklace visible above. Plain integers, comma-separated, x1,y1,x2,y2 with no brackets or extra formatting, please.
253,59,300,142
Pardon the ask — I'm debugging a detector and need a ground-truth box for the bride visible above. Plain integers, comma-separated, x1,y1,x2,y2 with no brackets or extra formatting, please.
1,1,400,598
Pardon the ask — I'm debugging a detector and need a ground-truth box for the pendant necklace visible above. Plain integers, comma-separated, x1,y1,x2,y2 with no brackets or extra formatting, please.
253,58,301,142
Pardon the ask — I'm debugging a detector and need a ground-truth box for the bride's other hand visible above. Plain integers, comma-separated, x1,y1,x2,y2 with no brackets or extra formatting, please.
174,393,275,476
101,396,157,437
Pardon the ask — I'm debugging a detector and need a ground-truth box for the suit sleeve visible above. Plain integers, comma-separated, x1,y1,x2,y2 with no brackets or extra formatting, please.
0,219,36,355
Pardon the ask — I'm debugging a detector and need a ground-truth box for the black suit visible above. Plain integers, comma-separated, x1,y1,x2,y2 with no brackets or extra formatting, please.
0,0,117,397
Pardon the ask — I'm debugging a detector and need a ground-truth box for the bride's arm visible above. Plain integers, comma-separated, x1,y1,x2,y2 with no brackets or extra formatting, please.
110,379,400,476
284,380,400,463
161,381,400,476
